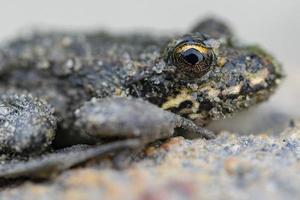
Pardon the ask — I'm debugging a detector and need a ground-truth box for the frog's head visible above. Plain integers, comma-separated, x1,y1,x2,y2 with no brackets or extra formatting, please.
160,32,283,122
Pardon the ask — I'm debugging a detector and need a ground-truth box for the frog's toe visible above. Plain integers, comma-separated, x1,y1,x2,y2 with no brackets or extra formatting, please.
0,93,57,154
75,97,176,143
0,140,139,179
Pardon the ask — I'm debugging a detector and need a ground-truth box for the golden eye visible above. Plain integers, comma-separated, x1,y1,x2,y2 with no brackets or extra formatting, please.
171,42,215,77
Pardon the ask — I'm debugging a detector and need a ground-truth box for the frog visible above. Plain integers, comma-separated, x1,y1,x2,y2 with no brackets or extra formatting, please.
0,18,283,179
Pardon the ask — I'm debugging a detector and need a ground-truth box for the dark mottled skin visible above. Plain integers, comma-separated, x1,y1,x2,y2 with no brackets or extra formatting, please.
0,18,283,179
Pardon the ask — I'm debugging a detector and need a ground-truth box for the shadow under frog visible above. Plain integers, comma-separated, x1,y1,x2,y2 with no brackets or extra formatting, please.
0,18,283,179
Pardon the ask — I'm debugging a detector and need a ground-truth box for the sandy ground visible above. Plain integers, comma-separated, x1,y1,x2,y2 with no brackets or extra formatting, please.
1,122,300,200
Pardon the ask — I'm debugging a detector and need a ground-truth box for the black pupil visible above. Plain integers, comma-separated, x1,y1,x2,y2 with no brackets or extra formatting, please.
181,48,204,65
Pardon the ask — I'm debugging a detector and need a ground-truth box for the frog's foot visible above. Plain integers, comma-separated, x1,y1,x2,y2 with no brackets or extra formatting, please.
112,148,137,169
75,97,216,143
0,92,57,154
0,139,140,179
173,115,216,139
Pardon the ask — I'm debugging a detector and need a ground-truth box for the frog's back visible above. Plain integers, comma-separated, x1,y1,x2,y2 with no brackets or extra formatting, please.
0,31,170,99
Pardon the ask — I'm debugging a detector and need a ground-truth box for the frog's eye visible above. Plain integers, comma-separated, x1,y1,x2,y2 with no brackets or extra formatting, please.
171,42,215,77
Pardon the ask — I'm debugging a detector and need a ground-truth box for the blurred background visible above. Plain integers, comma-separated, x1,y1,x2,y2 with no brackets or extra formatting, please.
0,0,299,133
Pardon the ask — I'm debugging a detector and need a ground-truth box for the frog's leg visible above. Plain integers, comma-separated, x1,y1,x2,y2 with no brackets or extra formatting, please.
75,97,216,143
0,92,57,154
191,18,232,41
0,140,140,179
